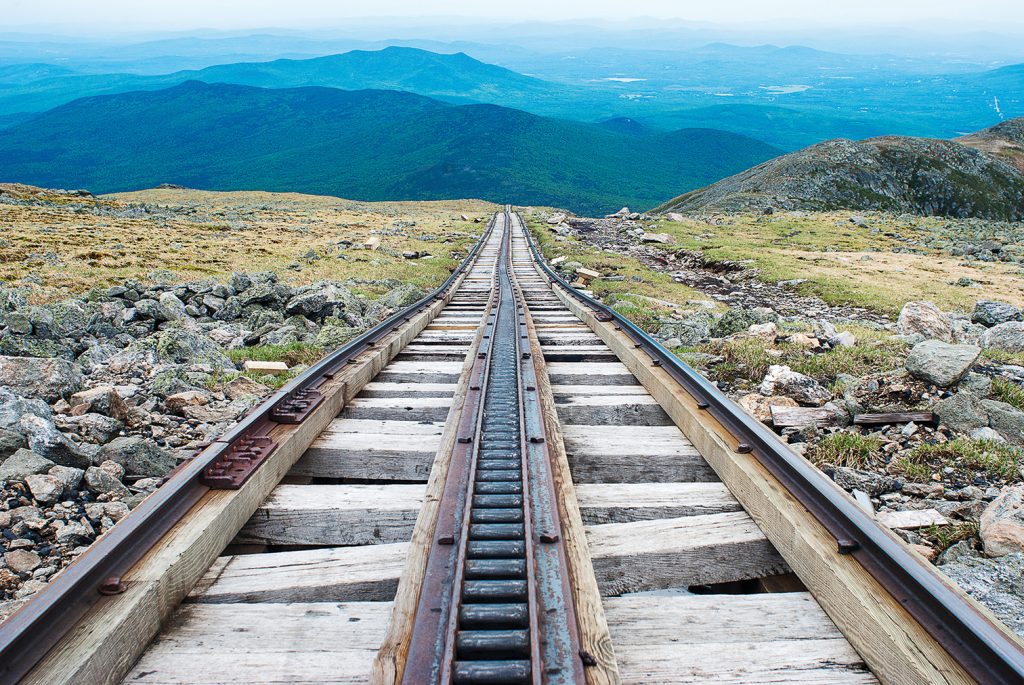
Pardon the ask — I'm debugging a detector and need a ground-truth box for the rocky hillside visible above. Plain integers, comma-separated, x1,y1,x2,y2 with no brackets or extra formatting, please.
655,118,1024,220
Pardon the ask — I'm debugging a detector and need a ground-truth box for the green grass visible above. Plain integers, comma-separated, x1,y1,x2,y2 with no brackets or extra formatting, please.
227,342,325,367
982,349,1024,366
991,378,1024,411
807,432,882,469
924,522,980,554
892,439,1022,483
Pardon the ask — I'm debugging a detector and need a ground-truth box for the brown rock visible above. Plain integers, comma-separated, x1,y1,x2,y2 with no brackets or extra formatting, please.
4,549,41,574
165,390,211,413
223,376,270,400
981,485,1024,557
69,386,129,422
896,301,953,342
737,394,799,423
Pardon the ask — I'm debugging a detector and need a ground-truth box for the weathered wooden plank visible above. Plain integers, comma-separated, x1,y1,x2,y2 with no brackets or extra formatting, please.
562,425,718,484
122,602,392,684
550,384,651,396
236,484,424,546
371,360,464,383
340,396,452,422
555,394,672,426
586,513,788,596
576,483,740,524
358,382,457,398
188,544,409,603
292,425,441,480
546,362,641,385
853,412,937,426
770,405,848,428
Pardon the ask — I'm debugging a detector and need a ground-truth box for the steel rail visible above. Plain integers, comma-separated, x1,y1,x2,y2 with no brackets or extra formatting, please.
515,210,1024,685
0,217,497,685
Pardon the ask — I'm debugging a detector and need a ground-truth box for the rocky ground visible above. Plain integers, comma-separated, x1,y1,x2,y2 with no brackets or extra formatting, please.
529,207,1024,634
0,186,490,621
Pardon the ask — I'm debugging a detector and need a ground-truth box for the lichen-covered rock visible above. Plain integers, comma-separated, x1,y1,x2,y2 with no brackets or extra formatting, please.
0,356,82,402
712,307,777,337
981,400,1024,446
98,436,175,477
972,300,1023,327
0,388,52,434
380,283,425,310
154,324,234,370
19,414,91,469
939,551,1024,634
934,391,989,434
982,321,1024,353
0,448,55,482
904,340,980,387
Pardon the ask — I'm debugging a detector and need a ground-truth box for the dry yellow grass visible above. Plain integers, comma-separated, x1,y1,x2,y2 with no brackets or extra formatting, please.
0,186,497,302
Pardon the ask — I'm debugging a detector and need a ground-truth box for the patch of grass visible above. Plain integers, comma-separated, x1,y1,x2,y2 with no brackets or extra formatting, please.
924,522,980,554
789,337,908,381
982,348,1024,366
2,187,490,302
992,378,1024,411
227,342,325,367
699,338,777,385
807,431,882,469
893,439,1022,483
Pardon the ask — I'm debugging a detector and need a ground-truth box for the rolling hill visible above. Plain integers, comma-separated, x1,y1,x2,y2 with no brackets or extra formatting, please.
655,119,1024,220
0,81,781,214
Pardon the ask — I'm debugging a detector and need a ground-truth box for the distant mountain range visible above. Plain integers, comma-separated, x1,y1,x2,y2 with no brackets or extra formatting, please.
655,119,1024,220
2,46,1022,150
0,81,781,214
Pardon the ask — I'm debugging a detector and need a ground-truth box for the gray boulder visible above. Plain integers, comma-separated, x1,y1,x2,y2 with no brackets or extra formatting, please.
83,466,130,497
19,414,91,469
982,400,1024,446
315,323,360,350
904,340,980,387
0,356,82,402
934,391,989,434
657,315,714,347
381,283,424,309
973,300,1022,327
896,301,953,342
155,324,234,370
0,428,26,459
982,321,1024,353
99,437,175,477
0,448,55,482
981,485,1024,557
0,388,52,433
157,292,188,320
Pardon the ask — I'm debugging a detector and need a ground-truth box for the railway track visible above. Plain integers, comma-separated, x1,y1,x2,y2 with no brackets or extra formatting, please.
1,209,1023,684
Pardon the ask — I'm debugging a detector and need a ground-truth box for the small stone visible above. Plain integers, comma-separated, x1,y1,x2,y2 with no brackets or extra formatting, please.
54,520,94,545
737,393,799,423
98,459,125,480
4,549,41,574
759,365,831,406
19,414,91,469
223,376,270,400
48,465,84,492
982,400,1024,446
242,360,288,375
970,427,1006,443
24,473,64,504
876,508,949,529
831,331,856,348
826,466,901,497
98,436,176,477
165,390,211,413
640,232,675,244
68,386,129,422
83,466,130,497
934,391,988,434
787,333,820,349
746,322,778,339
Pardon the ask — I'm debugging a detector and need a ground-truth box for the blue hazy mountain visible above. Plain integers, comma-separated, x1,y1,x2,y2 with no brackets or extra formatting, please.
0,81,781,214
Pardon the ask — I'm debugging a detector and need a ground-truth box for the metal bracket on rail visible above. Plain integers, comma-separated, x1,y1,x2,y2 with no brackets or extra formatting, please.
270,388,324,423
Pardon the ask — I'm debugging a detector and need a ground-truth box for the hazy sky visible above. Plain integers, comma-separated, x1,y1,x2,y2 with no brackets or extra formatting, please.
4,0,1023,32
